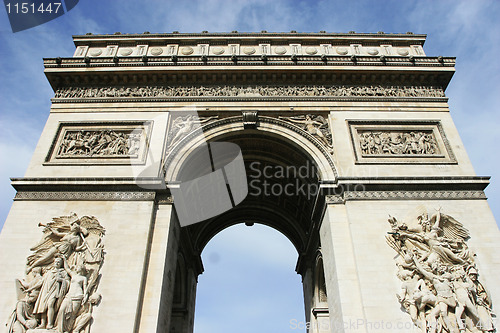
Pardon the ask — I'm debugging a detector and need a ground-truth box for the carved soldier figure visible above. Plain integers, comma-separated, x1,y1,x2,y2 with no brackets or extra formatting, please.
467,267,495,332
396,270,424,329
452,266,481,332
413,259,458,333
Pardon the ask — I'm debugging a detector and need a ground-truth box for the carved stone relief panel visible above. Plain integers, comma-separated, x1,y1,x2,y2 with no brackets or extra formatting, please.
386,208,495,332
349,121,456,164
45,122,152,165
7,213,105,333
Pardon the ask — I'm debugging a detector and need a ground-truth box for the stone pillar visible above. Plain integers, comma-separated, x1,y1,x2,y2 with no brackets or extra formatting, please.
319,200,367,333
137,201,180,333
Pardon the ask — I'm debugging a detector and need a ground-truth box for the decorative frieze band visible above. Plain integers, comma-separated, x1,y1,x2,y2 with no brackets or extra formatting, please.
14,190,486,202
76,43,426,59
53,85,445,99
326,191,486,202
14,191,156,201
46,122,152,165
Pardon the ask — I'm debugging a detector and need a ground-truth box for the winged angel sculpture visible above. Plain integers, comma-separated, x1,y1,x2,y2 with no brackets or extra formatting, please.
279,114,333,151
386,208,495,333
7,213,105,333
167,114,218,151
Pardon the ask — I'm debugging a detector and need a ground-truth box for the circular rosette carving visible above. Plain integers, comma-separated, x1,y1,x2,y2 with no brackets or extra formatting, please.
305,47,318,55
397,48,410,56
336,47,348,55
242,46,256,55
150,47,163,56
211,46,225,55
274,46,287,55
89,49,103,57
181,46,194,55
119,48,133,56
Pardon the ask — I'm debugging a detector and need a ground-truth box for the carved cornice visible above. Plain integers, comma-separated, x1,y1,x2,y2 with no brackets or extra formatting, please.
12,190,487,202
14,191,156,201
325,191,486,203
325,195,344,204
73,31,427,41
44,61,455,91
45,55,454,68
344,190,486,200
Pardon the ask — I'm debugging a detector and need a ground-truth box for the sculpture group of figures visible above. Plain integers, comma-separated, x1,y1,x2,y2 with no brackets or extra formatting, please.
386,209,495,332
7,214,105,333
53,84,446,99
359,130,439,155
167,115,219,151
57,130,141,158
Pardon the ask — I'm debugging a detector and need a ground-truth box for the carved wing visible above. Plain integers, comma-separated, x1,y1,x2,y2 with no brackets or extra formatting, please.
315,115,329,127
27,214,78,265
28,232,59,254
78,216,105,238
198,115,218,124
437,213,470,241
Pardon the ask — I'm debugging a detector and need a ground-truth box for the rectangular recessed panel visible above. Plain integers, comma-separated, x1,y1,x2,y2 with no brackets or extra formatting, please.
348,120,456,164
45,121,152,165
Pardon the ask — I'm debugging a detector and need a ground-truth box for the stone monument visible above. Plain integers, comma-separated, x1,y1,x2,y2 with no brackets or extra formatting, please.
0,32,498,332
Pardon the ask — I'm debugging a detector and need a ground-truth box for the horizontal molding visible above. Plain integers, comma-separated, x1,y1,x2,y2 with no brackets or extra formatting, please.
44,55,454,69
10,177,167,192
326,190,487,203
51,96,449,103
14,191,156,201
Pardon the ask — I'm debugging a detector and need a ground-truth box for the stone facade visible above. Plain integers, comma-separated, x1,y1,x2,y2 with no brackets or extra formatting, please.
0,32,499,333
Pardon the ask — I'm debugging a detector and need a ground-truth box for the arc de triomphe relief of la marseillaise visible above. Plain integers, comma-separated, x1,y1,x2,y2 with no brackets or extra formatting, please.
1,31,499,333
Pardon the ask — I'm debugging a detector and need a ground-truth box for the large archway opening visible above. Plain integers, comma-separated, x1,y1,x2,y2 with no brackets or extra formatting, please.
166,117,334,332
194,224,304,333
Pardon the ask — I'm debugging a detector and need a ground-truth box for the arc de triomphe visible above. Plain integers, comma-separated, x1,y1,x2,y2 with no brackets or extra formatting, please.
1,32,499,333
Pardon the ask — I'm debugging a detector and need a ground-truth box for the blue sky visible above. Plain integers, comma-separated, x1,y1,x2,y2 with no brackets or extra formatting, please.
0,1,499,332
